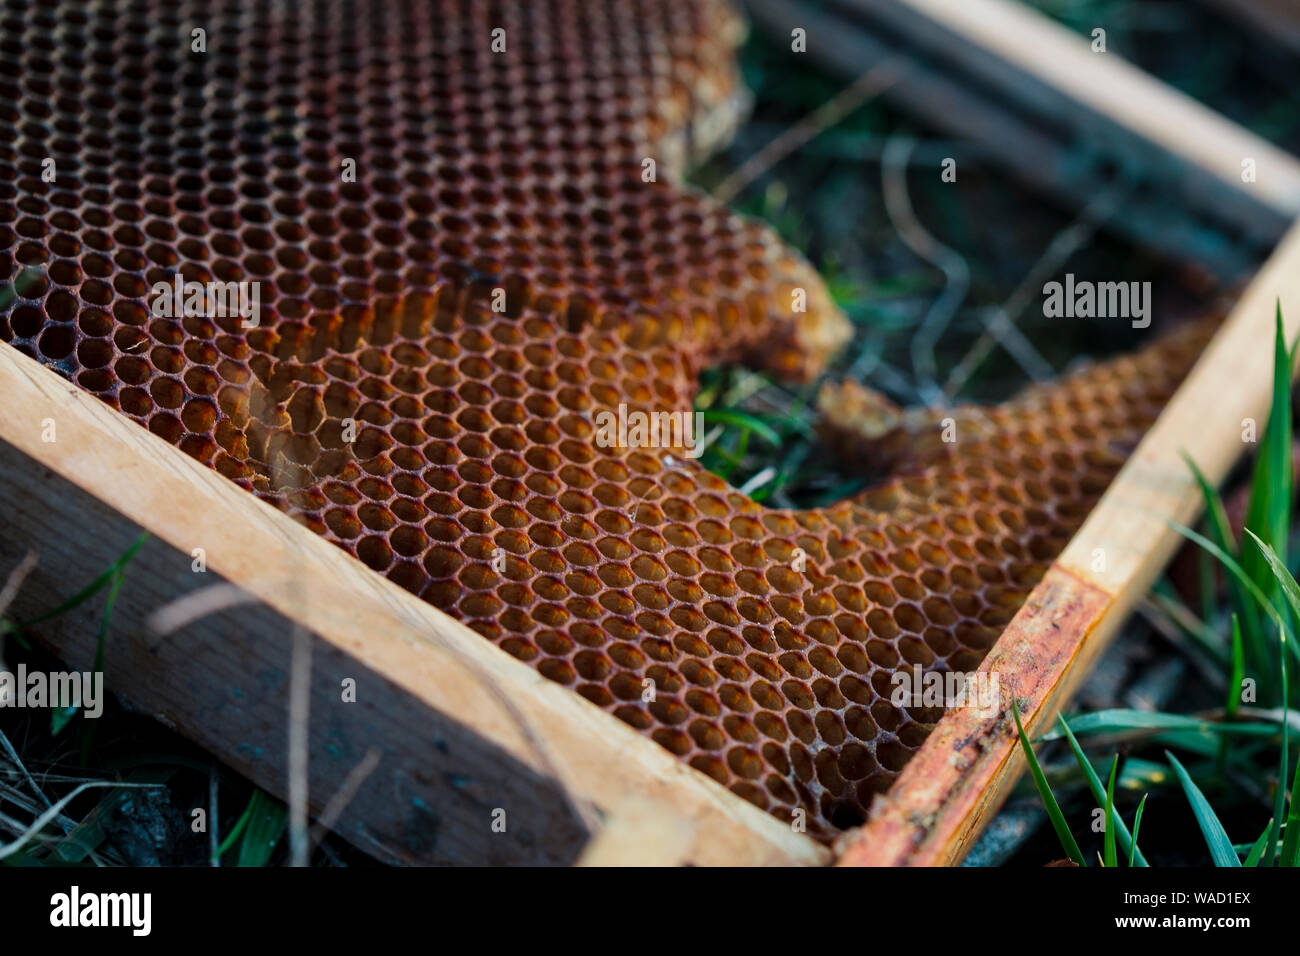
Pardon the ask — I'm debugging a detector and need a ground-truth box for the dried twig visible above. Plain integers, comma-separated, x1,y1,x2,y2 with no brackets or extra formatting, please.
880,133,971,403
943,176,1132,399
287,625,311,867
308,748,381,854
145,582,257,639
712,58,901,204
0,780,163,862
0,728,55,818
0,551,37,620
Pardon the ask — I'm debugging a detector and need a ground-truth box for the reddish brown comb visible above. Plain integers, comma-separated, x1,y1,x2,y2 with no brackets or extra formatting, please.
0,0,1213,837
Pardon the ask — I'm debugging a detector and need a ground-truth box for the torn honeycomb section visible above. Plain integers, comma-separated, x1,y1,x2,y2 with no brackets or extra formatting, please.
268,305,1212,839
1,0,1213,839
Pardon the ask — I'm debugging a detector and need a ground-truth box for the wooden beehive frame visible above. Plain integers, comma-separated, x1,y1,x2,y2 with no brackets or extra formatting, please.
1,0,1298,866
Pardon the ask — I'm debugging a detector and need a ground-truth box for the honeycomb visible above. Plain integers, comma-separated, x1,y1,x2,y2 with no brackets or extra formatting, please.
0,0,1216,838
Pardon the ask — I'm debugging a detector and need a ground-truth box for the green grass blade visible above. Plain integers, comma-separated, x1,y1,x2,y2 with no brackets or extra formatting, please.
1240,304,1293,584
1218,615,1246,779
44,546,136,738
1183,453,1238,554
1166,751,1241,866
698,408,783,447
1236,306,1295,695
1197,547,1216,626
1227,615,1245,719
1044,709,1278,739
1280,628,1300,865
1045,755,1170,793
1129,794,1147,868
1150,731,1234,758
1170,522,1291,657
1185,453,1267,674
1281,756,1300,866
0,533,148,639
1245,530,1300,639
1172,522,1278,619
1244,819,1273,867
236,789,287,867
1059,716,1148,866
1266,624,1289,866
1147,586,1229,666
1104,755,1118,867
77,566,129,763
1012,699,1086,866
215,791,259,865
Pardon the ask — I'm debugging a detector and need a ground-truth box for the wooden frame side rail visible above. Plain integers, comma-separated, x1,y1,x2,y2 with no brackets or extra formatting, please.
839,220,1300,866
746,0,1300,273
839,0,1300,229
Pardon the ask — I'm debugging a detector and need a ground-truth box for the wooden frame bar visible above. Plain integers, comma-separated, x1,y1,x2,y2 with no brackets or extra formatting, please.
747,0,1300,273
832,0,1300,225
